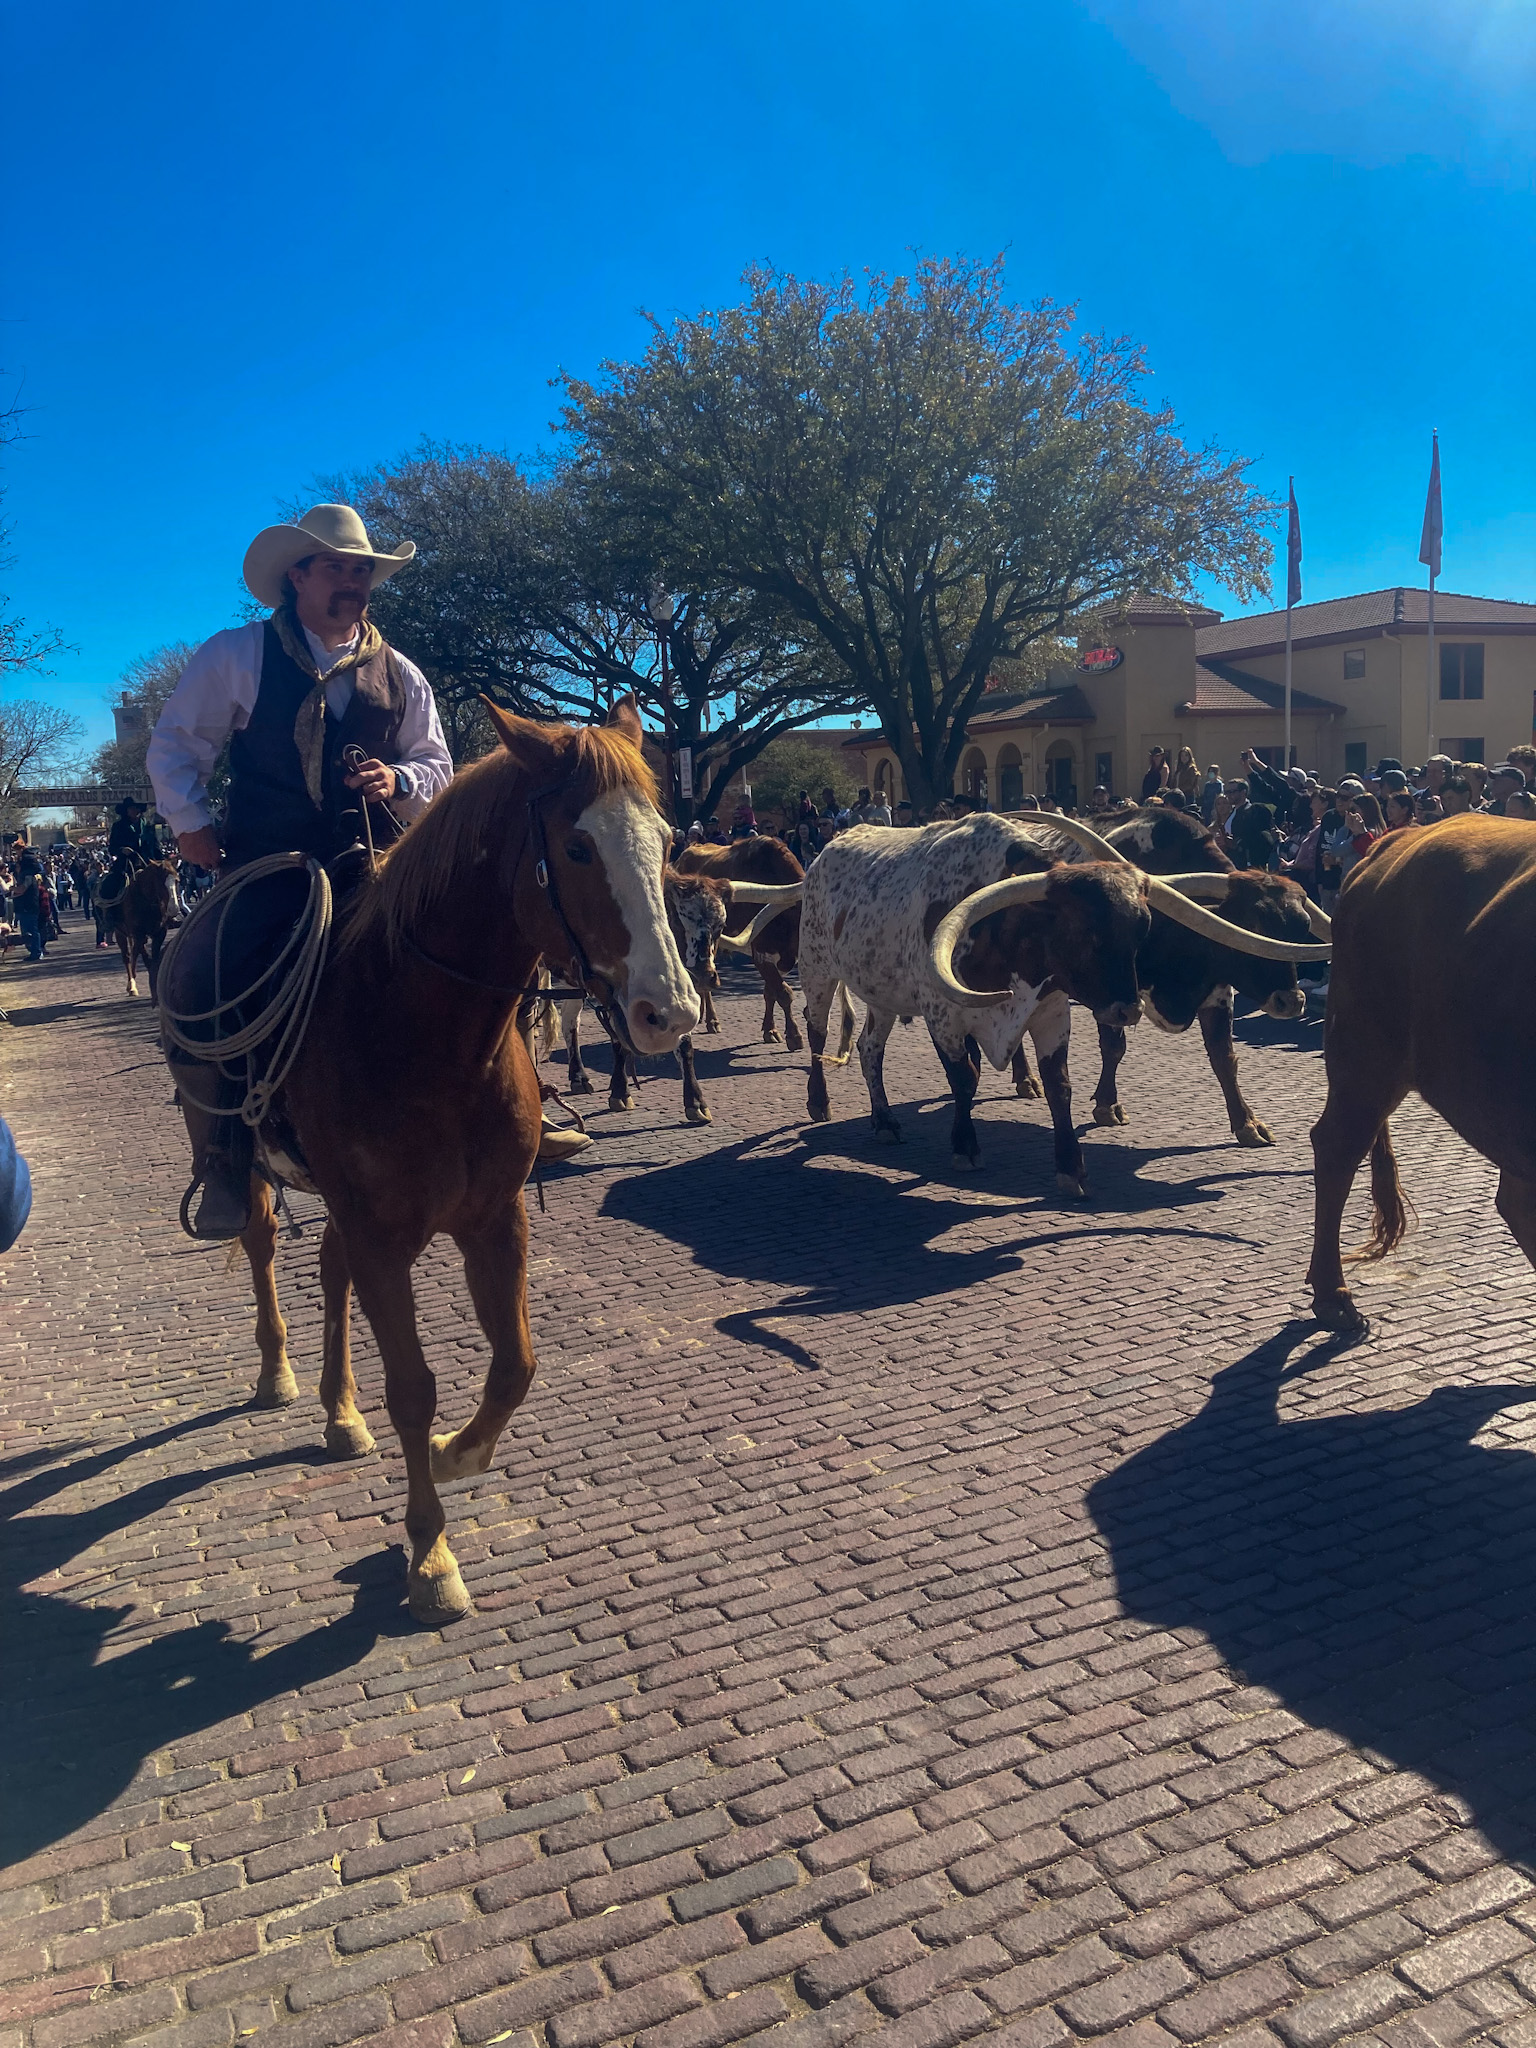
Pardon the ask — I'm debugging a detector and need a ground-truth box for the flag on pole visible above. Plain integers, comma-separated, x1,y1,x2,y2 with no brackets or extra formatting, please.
1286,478,1302,608
1418,432,1442,578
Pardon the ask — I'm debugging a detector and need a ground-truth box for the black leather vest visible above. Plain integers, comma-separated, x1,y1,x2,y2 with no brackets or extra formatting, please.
224,623,406,867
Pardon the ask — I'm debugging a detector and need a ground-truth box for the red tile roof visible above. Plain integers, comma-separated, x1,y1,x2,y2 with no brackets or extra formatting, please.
1178,660,1346,718
1196,588,1536,659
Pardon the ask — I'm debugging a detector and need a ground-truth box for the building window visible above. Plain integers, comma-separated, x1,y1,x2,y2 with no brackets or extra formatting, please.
1094,751,1113,795
1343,649,1366,679
1344,742,1367,777
1442,738,1485,766
1439,644,1484,700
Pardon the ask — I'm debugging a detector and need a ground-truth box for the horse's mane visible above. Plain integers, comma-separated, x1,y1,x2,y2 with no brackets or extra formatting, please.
343,723,658,959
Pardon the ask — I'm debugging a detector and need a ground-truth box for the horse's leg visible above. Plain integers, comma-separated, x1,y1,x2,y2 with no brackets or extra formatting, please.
146,930,163,1004
118,929,137,998
243,1180,299,1408
319,1218,375,1458
346,1239,470,1625
432,1201,536,1484
679,1035,710,1124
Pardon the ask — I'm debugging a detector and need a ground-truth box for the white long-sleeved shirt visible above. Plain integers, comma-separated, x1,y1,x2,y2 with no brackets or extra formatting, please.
147,621,453,838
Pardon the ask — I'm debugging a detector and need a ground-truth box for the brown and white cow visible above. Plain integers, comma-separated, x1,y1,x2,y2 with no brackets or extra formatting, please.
1011,807,1332,1146
673,836,806,1048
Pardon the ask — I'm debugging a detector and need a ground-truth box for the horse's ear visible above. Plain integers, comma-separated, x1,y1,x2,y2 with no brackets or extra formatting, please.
481,696,549,758
606,695,644,748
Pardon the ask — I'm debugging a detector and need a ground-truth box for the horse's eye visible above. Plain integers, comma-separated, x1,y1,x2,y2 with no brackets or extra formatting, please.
564,842,593,864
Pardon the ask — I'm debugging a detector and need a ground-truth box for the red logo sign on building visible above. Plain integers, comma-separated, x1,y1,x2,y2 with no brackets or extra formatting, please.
1077,646,1123,673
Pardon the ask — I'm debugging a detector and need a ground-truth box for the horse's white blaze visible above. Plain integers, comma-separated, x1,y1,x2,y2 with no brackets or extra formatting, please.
577,788,700,1053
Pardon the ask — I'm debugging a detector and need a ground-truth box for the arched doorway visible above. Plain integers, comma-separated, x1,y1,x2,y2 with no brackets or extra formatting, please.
996,745,1024,810
1045,740,1077,808
874,757,895,805
961,748,988,805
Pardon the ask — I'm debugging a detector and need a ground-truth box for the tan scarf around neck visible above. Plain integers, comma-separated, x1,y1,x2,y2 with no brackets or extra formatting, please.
271,604,385,810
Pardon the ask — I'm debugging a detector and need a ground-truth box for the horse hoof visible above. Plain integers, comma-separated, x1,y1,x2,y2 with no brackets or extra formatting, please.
430,1430,494,1482
254,1366,300,1409
408,1549,472,1626
126,982,139,998
1236,1122,1275,1148
324,1416,377,1459
1056,1172,1090,1199
686,1106,712,1124
1312,1290,1366,1332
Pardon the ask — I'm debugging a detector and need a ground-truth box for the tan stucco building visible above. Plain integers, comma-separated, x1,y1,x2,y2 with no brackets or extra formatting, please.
856,589,1536,807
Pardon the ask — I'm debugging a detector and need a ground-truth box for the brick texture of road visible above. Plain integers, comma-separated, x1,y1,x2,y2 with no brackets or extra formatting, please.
3,913,1536,2048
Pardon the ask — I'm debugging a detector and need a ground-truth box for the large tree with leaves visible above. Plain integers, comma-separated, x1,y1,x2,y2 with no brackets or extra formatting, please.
334,444,866,818
562,257,1276,812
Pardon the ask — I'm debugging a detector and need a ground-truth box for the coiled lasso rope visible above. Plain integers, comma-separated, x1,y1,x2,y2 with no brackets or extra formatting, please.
157,852,333,1127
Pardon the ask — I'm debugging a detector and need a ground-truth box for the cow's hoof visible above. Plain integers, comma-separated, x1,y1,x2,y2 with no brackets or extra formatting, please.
408,1540,472,1625
567,1073,595,1096
704,1022,722,1036
253,1365,300,1409
1056,1172,1090,1199
763,1029,782,1044
785,1030,804,1053
873,1121,902,1145
808,1107,831,1125
952,1152,979,1171
1311,1289,1367,1333
324,1415,376,1459
610,1097,635,1113
1015,1077,1043,1100
1236,1121,1275,1148
1093,1103,1127,1126
685,1105,712,1124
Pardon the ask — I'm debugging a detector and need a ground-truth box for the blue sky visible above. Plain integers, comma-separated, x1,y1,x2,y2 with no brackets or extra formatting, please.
6,0,1535,750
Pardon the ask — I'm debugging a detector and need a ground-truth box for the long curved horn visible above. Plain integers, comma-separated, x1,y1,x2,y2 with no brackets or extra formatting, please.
715,882,803,953
1144,878,1332,961
928,873,1055,1007
1306,901,1332,939
1022,816,1133,864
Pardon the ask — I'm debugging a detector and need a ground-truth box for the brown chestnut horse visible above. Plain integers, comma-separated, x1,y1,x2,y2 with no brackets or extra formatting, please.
102,858,183,998
232,700,698,1623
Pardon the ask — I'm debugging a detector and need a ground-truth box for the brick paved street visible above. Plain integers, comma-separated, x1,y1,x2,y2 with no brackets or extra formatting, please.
5,909,1536,2048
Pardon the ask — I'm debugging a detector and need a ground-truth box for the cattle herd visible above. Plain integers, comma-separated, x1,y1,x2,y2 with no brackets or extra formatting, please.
547,804,1536,1332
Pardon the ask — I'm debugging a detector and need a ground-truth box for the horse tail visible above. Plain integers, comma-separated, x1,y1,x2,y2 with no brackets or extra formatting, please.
1350,1121,1413,1264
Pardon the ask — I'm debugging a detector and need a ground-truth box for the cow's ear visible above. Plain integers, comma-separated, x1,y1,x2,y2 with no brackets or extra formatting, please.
1005,842,1048,874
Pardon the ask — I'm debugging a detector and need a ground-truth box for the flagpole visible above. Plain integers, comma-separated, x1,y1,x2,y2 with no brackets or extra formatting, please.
1426,568,1436,767
1284,601,1293,768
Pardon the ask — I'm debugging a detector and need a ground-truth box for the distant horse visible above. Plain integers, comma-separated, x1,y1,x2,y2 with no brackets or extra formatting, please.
178,698,698,1624
100,856,183,997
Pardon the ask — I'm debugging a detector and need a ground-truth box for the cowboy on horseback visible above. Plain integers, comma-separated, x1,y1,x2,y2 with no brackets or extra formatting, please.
147,504,453,1240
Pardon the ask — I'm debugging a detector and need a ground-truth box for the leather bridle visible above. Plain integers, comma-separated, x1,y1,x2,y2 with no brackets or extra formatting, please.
401,769,640,1055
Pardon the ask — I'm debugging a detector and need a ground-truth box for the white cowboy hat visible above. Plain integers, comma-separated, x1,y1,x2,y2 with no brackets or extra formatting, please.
243,503,416,610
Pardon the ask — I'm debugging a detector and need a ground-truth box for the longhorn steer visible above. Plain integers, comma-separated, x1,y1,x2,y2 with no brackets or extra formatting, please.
1011,808,1332,1147
1306,816,1536,1332
673,837,805,1048
561,870,729,1124
798,817,1154,1193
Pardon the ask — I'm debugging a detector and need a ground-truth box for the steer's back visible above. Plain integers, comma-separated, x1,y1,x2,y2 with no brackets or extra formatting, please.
1328,816,1536,1176
801,816,1075,1014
